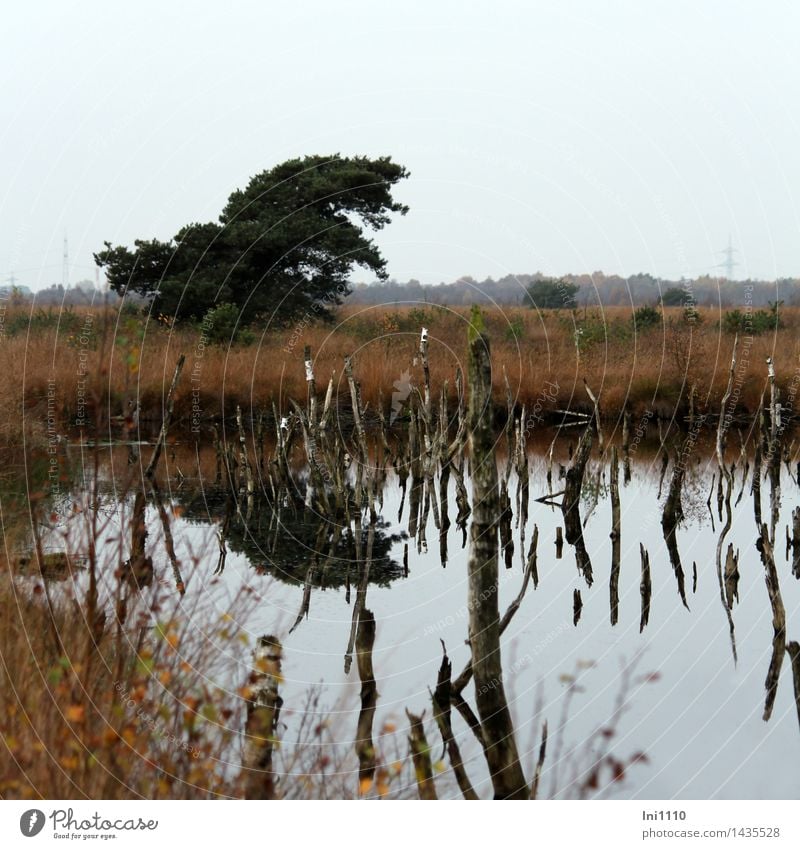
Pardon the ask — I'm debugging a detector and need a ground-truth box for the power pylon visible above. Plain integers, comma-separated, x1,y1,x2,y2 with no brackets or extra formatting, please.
62,234,69,288
717,235,738,280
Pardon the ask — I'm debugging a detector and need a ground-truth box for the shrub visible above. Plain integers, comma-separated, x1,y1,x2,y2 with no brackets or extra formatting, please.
632,306,661,330
567,315,631,353
4,307,83,337
527,277,579,309
407,306,434,327
721,301,782,335
504,316,525,342
660,287,687,307
200,303,255,346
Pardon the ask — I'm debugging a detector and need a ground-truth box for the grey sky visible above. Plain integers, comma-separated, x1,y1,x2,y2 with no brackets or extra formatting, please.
2,0,799,290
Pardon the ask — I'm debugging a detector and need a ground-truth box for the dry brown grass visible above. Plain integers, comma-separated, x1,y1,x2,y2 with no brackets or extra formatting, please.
0,485,411,800
2,303,798,440
0,551,246,797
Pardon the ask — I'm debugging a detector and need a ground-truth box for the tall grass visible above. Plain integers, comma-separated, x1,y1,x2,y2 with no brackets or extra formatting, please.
2,303,797,437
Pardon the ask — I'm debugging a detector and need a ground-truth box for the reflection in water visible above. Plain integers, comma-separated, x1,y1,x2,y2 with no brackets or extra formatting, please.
22,344,800,799
561,426,594,587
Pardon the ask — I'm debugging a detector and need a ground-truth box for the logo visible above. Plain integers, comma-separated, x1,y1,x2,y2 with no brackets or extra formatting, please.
390,370,412,424
19,810,45,837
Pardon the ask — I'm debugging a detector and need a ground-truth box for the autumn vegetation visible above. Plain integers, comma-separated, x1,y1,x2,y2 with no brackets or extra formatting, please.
0,302,797,450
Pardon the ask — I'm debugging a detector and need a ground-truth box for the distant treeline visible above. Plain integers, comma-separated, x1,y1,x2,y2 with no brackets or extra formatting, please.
349,273,798,309
0,283,122,307
6,272,797,312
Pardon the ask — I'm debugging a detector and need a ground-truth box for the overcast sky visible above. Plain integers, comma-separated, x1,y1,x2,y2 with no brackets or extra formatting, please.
2,0,799,290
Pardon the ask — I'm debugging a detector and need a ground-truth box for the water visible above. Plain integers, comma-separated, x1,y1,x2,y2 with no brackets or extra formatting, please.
33,437,800,799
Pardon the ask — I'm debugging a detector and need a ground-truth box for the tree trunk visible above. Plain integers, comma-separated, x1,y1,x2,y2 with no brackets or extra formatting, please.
466,324,528,800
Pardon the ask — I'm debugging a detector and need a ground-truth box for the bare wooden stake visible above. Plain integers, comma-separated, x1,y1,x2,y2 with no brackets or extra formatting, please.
355,608,378,789
758,524,786,721
573,588,583,626
463,316,528,799
723,543,740,609
610,445,621,625
530,720,548,800
639,543,651,633
785,642,800,731
583,378,604,455
144,353,185,481
431,645,478,800
407,710,438,800
242,636,283,800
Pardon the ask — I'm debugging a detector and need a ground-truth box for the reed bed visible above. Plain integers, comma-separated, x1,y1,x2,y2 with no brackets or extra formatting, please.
1,304,799,441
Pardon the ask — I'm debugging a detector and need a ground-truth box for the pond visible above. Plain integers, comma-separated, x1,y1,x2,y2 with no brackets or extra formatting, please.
26,423,800,800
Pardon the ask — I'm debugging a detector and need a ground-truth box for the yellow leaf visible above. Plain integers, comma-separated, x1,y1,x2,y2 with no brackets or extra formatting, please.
66,705,85,723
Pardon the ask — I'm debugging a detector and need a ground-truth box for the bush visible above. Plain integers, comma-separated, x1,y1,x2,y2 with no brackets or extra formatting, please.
504,316,525,342
721,301,782,335
660,287,687,307
567,314,631,353
4,306,82,337
632,306,661,329
200,303,256,346
406,306,435,328
527,277,579,309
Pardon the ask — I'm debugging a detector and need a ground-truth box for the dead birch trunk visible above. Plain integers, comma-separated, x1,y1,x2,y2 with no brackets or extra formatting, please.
785,642,800,731
432,647,478,800
562,425,593,586
758,524,786,721
123,490,153,589
144,353,185,480
622,408,631,484
407,710,437,800
355,608,378,788
344,355,368,463
530,720,548,800
243,636,283,799
639,543,651,633
464,319,528,800
609,445,621,625
791,507,800,579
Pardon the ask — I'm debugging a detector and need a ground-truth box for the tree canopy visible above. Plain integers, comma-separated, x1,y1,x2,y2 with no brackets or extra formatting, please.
95,155,409,325
660,287,688,306
526,277,578,309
